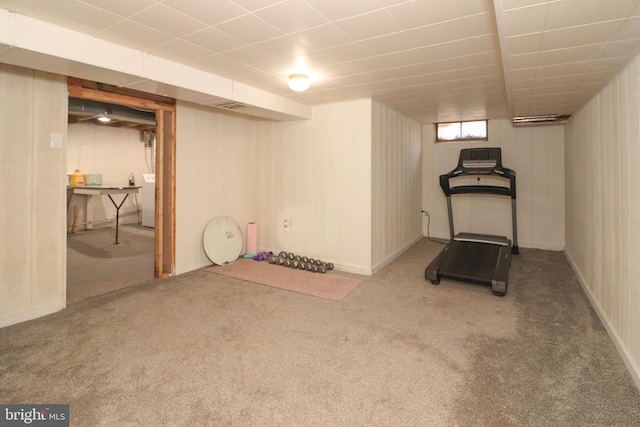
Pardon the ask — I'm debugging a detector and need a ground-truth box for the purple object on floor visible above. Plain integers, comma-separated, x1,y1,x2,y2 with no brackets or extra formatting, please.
252,251,272,261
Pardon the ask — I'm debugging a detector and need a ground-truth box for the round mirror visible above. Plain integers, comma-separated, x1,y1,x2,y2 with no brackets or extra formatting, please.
202,216,243,265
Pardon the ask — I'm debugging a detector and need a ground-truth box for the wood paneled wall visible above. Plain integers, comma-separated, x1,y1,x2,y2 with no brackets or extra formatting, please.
422,119,565,251
254,99,373,274
0,65,67,327
371,101,423,271
174,101,257,275
565,55,640,387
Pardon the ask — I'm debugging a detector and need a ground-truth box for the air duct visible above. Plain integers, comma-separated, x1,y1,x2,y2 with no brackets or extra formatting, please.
512,114,571,126
68,97,156,127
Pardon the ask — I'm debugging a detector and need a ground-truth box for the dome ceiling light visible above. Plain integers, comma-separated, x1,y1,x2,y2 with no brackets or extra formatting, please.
288,74,310,92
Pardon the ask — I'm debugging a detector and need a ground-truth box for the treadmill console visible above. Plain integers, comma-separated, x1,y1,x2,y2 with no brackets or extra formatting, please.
460,148,499,170
440,147,516,197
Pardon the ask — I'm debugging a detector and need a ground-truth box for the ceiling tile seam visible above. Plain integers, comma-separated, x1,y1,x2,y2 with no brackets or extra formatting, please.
502,0,560,13
492,0,513,116
79,1,158,37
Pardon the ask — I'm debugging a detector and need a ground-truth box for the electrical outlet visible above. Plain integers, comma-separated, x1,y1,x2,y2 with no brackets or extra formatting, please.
283,219,291,231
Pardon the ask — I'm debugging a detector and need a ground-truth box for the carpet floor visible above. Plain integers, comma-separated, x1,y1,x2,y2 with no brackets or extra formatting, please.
1,238,639,426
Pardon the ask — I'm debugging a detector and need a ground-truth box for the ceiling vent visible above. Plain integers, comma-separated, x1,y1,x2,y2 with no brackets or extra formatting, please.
512,114,571,126
212,101,249,110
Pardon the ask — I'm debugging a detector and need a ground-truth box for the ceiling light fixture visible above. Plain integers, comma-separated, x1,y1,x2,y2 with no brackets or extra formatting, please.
288,74,310,92
97,116,111,122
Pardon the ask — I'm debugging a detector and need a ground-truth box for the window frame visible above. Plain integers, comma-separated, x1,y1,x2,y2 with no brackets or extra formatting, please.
435,119,489,143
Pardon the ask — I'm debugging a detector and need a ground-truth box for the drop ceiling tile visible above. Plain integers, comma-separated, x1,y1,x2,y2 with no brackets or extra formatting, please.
304,0,385,21
507,52,539,70
367,63,441,81
147,39,213,63
129,3,208,37
223,45,280,67
469,34,500,53
475,50,502,65
545,0,640,30
510,78,535,89
541,20,626,51
215,13,283,44
535,61,595,78
602,39,640,59
183,27,247,52
31,0,123,34
505,33,543,55
421,39,477,62
533,74,587,88
387,0,462,30
537,44,607,66
80,0,157,18
162,0,247,26
406,19,468,47
431,55,481,73
582,69,616,82
97,19,174,50
335,9,403,40
342,49,428,74
502,1,548,14
315,42,375,62
462,12,496,37
455,0,494,16
254,0,329,34
0,0,48,14
591,56,628,72
357,32,417,55
502,3,547,37
530,84,579,95
293,23,353,50
509,67,538,81
253,36,310,57
228,0,285,13
614,16,640,41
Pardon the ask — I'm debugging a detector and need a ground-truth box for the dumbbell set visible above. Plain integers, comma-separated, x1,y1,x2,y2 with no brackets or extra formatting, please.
268,251,334,274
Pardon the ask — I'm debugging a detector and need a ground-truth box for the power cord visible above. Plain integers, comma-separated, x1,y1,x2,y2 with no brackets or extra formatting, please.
421,210,445,244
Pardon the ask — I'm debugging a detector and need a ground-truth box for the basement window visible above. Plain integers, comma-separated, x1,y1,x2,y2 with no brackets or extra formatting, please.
436,120,488,142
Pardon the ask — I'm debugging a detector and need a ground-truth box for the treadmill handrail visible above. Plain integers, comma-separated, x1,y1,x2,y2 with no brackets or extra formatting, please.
439,148,519,253
439,164,516,198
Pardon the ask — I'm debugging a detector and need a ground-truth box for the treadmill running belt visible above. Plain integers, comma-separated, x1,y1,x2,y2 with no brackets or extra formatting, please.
438,241,502,285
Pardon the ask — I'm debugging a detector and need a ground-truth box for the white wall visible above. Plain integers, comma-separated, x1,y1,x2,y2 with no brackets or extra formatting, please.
67,123,152,230
565,54,640,388
422,119,565,251
175,98,422,276
175,101,257,275
0,64,67,327
254,99,373,274
371,100,423,271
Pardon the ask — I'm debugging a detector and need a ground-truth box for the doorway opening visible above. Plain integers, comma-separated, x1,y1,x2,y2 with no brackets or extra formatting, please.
66,78,176,302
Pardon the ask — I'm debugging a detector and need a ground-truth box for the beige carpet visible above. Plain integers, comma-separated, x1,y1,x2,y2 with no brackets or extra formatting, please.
205,258,363,301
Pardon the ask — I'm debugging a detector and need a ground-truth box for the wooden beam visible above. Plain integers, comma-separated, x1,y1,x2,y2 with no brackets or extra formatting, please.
67,77,175,112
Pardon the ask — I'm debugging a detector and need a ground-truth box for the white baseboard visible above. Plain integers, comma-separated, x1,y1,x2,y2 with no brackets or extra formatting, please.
371,234,424,275
564,249,640,392
0,302,65,329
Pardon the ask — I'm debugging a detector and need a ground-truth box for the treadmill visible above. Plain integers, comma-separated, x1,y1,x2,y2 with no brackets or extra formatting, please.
425,147,519,296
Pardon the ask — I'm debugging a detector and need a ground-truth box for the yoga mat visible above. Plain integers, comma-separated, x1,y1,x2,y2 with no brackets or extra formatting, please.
246,222,257,254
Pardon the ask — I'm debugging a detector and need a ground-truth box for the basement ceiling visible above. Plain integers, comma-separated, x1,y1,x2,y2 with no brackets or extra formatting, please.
2,0,640,124
68,97,156,130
